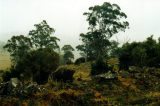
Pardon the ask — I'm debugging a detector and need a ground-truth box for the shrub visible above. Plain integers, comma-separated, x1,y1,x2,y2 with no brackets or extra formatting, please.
91,59,109,75
51,66,75,82
12,48,59,84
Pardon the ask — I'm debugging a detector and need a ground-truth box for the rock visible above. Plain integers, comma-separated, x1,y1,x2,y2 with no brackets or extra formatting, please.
93,71,118,82
51,67,75,82
0,78,20,95
10,78,20,87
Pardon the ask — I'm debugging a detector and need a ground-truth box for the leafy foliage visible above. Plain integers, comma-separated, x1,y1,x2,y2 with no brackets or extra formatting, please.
77,2,129,61
14,48,59,84
116,35,160,69
84,2,129,36
29,20,60,49
3,35,32,63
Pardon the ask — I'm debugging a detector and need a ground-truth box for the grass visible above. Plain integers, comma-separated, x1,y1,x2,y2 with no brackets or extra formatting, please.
0,53,11,70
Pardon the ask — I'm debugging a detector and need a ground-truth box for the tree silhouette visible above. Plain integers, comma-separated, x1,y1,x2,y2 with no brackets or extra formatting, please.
62,45,74,64
29,20,60,50
77,2,129,61
3,35,32,63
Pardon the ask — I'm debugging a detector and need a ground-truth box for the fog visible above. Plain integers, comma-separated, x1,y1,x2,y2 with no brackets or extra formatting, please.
1,0,160,49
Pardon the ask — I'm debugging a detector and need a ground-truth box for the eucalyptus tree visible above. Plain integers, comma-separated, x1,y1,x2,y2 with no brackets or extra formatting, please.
62,45,74,64
29,20,60,50
3,35,32,63
77,2,129,61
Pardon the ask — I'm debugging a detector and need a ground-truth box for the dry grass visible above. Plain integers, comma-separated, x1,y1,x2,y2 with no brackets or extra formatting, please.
118,76,140,92
145,91,160,98
64,63,91,81
0,53,11,70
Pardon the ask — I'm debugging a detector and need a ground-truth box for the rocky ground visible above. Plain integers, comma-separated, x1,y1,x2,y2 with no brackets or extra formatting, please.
0,63,160,106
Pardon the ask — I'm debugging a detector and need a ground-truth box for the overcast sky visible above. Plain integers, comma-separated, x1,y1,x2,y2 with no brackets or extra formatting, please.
1,0,160,48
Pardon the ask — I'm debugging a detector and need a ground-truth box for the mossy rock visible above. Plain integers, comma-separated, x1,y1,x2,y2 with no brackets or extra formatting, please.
51,66,75,82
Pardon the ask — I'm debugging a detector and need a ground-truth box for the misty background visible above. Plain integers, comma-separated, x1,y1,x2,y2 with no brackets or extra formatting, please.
1,0,160,58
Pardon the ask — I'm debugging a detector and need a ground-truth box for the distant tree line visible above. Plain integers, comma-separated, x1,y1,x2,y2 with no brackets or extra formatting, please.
115,35,160,69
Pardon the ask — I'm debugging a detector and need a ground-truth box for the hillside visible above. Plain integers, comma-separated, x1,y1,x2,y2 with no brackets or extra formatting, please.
0,63,160,106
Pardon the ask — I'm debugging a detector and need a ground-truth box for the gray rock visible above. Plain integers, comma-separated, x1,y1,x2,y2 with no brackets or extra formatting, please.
94,71,118,82
10,78,20,87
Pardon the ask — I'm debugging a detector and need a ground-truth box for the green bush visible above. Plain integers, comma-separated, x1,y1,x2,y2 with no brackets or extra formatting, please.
51,66,75,82
117,36,160,69
91,59,109,75
10,48,59,84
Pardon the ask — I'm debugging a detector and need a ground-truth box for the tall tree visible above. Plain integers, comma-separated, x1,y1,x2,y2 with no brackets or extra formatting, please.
3,35,32,64
77,2,129,61
62,45,74,64
29,20,60,50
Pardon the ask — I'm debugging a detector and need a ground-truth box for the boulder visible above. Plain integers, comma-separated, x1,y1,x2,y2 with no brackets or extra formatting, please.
51,67,75,82
10,78,20,87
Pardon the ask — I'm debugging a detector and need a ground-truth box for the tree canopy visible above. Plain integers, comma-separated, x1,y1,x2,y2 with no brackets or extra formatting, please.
3,35,32,63
29,20,60,49
77,2,129,62
116,35,160,69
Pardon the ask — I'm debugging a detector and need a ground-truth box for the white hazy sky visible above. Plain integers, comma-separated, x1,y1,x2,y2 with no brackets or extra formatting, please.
1,0,160,48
